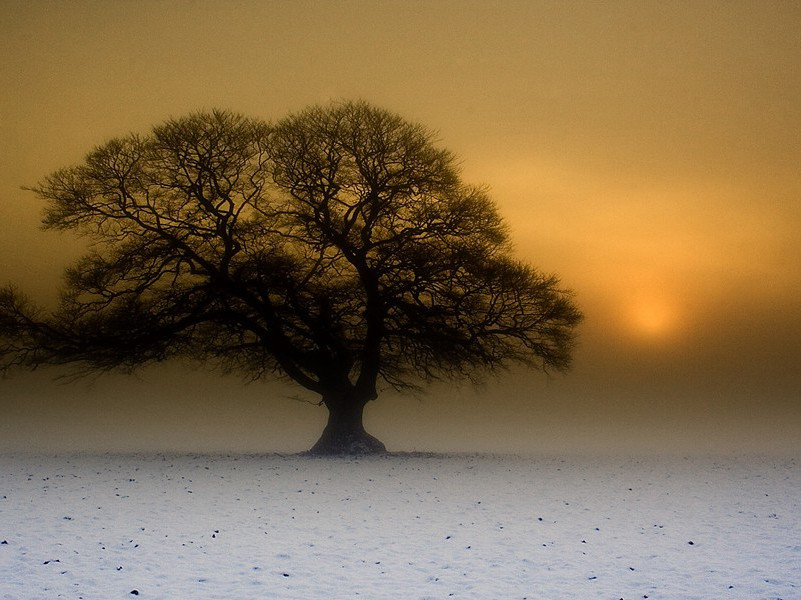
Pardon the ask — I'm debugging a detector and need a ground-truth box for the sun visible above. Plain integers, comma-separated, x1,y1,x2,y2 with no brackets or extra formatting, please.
630,301,675,338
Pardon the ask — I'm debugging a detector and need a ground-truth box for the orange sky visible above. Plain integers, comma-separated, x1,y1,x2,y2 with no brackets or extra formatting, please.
1,1,799,454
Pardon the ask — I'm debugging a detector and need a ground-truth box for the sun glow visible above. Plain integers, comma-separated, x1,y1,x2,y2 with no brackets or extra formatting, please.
630,301,675,338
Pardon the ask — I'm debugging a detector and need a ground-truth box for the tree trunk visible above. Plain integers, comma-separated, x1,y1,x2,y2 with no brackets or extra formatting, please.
307,395,386,456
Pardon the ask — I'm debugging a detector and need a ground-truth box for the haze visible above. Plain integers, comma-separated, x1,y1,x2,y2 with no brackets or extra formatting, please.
1,1,799,455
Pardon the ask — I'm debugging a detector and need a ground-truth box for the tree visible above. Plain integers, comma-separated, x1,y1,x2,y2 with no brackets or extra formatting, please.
0,102,582,454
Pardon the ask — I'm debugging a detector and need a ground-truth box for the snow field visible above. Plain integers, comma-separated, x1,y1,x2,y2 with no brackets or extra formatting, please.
0,453,798,599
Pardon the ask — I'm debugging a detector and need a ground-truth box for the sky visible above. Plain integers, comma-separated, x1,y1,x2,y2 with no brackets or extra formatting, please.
1,0,799,454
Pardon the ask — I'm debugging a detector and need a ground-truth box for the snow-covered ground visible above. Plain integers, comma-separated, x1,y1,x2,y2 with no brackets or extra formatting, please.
0,453,798,599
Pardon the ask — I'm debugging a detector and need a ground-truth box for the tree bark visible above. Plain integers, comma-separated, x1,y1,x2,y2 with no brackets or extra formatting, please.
307,394,386,455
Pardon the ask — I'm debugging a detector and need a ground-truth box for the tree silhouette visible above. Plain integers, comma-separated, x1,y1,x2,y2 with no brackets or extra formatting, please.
0,102,582,454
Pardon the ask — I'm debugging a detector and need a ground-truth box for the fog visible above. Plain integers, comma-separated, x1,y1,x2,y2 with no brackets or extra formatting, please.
1,351,797,456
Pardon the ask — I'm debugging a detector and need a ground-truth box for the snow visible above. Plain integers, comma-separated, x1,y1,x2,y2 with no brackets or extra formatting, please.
1,453,798,599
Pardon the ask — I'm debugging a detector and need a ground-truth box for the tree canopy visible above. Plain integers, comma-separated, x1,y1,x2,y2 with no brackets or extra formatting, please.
0,101,582,454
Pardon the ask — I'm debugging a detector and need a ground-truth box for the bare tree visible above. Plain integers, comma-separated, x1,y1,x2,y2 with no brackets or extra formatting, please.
0,102,582,454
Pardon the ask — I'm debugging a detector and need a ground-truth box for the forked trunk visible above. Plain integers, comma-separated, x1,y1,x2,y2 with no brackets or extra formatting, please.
308,394,386,455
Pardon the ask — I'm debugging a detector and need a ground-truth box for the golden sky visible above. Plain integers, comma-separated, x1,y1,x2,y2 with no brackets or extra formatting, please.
1,1,799,453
